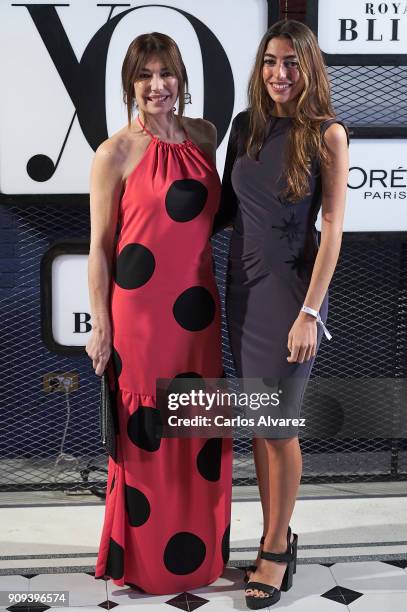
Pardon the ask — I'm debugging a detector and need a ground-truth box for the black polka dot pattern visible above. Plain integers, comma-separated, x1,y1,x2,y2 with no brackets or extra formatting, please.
114,243,155,289
165,179,208,222
125,484,151,527
105,538,124,580
166,372,206,397
175,372,204,379
173,286,216,331
164,532,206,575
197,438,222,482
127,406,162,452
222,524,230,564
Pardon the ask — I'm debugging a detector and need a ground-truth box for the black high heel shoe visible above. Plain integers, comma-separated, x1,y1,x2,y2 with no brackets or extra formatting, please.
245,529,298,610
243,527,297,583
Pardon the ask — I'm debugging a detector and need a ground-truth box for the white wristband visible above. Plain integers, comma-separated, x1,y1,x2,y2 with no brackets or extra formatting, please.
301,305,332,341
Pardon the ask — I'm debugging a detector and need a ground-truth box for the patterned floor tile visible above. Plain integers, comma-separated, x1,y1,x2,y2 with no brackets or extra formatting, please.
330,561,407,594
1,561,406,611
98,601,119,610
20,575,38,580
348,592,407,611
382,560,407,570
184,567,246,600
6,606,50,612
165,591,209,610
107,582,171,608
46,609,105,612
104,565,339,610
321,585,363,605
278,595,352,611
0,576,32,611
214,593,351,612
0,576,31,590
29,573,107,607
273,563,337,602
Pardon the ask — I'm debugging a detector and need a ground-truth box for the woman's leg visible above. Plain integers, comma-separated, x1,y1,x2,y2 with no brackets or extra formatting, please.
253,438,270,534
246,436,302,596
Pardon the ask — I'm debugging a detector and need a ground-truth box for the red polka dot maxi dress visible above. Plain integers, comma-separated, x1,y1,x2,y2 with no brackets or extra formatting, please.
94,118,233,595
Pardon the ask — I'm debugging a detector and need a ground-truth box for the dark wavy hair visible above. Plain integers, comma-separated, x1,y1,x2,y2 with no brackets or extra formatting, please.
247,20,335,202
121,32,188,127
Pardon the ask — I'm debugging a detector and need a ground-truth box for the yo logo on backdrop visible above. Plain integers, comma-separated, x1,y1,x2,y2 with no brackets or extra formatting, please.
20,3,233,177
1,0,271,195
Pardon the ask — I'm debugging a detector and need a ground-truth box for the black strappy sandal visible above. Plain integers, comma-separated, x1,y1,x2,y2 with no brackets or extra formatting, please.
245,529,298,610
243,527,297,583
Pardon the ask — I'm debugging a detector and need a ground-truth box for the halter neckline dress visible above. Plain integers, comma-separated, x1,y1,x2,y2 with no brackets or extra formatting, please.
95,117,232,594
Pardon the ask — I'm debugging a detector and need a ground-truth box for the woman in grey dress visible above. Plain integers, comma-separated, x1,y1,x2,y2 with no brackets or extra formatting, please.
217,20,349,609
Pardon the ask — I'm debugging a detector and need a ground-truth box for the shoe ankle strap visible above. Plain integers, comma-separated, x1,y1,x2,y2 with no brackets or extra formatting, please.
261,548,293,563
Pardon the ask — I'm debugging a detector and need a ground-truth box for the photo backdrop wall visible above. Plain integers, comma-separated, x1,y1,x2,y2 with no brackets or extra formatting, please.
0,0,406,491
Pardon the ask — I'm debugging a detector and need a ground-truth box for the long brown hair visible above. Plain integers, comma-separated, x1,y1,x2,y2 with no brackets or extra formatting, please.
121,32,188,127
247,20,335,202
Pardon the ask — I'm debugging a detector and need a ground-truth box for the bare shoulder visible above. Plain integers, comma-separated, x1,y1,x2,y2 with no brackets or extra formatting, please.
182,116,217,161
183,116,216,141
323,122,349,150
93,124,147,181
94,125,139,165
94,131,127,171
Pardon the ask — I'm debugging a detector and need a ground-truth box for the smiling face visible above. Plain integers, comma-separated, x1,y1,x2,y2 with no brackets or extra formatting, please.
262,36,305,115
134,56,179,116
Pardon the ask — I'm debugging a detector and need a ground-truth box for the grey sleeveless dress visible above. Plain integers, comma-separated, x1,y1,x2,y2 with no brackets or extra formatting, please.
217,111,348,438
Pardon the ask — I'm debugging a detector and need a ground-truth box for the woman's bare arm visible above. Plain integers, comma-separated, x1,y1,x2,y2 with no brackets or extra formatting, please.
287,123,349,363
302,123,349,311
86,141,123,375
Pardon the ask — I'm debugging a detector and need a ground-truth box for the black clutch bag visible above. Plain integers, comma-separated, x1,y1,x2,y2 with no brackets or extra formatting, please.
100,371,117,460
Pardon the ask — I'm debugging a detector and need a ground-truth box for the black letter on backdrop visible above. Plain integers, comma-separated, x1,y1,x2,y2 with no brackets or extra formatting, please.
73,312,92,333
339,19,358,41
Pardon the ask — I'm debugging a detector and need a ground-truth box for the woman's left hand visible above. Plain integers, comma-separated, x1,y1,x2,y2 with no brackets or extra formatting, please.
287,311,317,363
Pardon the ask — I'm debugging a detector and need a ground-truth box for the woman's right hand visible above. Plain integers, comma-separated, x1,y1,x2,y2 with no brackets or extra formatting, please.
86,327,112,376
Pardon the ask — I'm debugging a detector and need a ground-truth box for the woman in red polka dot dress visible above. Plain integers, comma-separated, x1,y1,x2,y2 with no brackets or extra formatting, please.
86,33,232,595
